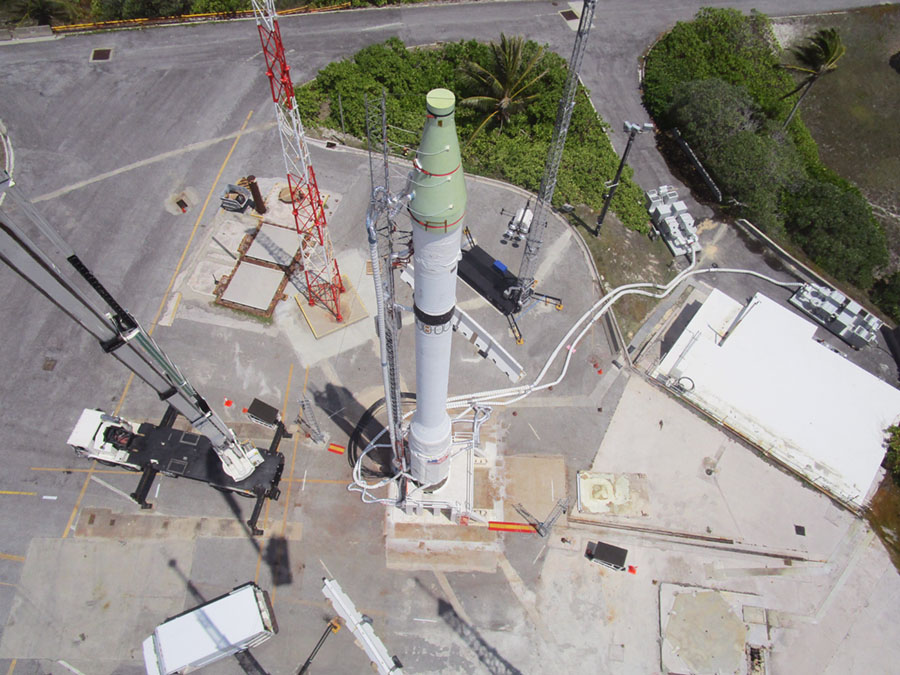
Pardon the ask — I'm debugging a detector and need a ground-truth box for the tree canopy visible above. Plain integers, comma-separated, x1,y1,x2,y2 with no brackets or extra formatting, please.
295,37,648,231
781,28,846,128
458,33,549,142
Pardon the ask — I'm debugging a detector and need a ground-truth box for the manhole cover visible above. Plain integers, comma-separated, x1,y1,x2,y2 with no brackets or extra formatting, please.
91,48,112,62
560,9,578,20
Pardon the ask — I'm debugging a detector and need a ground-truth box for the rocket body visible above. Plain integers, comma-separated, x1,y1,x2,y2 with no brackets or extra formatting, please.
407,89,467,486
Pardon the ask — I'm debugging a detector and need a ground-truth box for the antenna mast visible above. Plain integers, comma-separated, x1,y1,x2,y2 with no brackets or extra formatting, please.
510,0,597,310
252,0,344,320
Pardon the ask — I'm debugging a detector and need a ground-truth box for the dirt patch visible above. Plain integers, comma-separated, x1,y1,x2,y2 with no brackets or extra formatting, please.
866,474,900,573
571,206,678,342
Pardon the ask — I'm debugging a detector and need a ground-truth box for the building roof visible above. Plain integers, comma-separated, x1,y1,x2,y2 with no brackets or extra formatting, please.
653,289,900,509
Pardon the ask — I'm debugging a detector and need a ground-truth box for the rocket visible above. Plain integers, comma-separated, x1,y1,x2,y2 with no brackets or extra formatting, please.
406,88,467,487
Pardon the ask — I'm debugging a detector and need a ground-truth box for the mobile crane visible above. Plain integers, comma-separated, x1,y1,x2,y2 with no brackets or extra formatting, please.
0,170,283,534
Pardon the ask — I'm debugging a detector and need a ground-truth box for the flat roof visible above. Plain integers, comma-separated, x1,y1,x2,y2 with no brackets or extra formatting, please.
156,584,264,671
653,289,900,509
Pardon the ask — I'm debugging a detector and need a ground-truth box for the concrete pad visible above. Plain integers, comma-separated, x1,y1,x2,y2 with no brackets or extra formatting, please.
219,260,285,311
0,538,193,663
660,583,752,675
586,376,853,558
502,455,567,525
74,507,302,541
294,274,369,337
245,222,300,266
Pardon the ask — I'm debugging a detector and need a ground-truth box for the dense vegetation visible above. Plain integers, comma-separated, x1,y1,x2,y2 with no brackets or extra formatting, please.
885,425,900,487
643,8,888,295
4,0,417,26
296,37,648,231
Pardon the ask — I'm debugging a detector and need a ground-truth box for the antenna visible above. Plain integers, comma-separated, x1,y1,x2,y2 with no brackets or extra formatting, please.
251,0,345,321
510,0,597,312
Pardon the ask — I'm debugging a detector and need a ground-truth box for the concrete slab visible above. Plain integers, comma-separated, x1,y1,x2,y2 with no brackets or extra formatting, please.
502,455,567,526
294,273,369,337
660,583,753,675
219,260,285,311
74,507,302,541
585,376,852,559
0,538,193,664
245,221,300,266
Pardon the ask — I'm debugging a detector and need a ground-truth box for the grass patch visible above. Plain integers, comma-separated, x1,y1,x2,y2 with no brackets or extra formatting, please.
571,206,676,341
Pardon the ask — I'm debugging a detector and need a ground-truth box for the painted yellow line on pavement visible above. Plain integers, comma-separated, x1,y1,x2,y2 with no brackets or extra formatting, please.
0,553,25,563
6,658,16,675
0,491,36,496
61,111,254,540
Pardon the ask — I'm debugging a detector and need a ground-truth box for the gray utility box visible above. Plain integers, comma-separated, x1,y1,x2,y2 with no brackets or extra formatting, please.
585,540,628,571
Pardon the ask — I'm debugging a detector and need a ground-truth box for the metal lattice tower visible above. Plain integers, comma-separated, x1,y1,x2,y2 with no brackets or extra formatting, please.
364,92,407,472
252,0,344,321
512,0,597,309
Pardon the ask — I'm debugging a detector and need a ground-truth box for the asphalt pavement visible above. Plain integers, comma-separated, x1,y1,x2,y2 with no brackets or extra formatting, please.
0,2,897,673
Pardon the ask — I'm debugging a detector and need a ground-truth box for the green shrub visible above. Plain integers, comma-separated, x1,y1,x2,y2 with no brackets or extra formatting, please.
884,425,900,486
643,8,791,125
644,8,890,297
872,273,900,323
190,0,249,13
783,180,887,289
297,38,648,231
670,78,762,146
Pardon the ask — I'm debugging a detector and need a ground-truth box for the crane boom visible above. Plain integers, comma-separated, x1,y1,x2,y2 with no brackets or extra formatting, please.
0,171,263,482
512,0,597,309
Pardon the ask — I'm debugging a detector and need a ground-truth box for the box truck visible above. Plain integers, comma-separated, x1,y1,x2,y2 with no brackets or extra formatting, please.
143,582,277,674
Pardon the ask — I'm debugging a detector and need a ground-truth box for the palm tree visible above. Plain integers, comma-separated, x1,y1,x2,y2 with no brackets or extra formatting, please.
780,28,846,129
458,34,549,143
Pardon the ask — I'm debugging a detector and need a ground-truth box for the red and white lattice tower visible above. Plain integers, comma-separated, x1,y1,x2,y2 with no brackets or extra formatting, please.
252,0,344,321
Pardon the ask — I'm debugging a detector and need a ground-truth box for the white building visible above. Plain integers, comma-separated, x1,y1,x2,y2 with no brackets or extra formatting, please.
652,289,900,510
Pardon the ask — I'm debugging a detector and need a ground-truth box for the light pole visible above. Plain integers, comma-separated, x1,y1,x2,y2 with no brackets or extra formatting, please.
596,121,654,233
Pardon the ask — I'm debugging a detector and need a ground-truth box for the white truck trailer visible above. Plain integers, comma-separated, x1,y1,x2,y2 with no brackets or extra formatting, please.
143,583,277,675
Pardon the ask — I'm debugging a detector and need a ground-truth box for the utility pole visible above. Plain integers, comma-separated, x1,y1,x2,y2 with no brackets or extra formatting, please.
596,121,653,231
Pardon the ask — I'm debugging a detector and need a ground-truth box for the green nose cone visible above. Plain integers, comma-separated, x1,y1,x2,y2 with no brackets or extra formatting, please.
408,88,467,234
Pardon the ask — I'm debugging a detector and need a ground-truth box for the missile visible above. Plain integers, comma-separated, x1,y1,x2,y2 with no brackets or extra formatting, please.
406,88,467,487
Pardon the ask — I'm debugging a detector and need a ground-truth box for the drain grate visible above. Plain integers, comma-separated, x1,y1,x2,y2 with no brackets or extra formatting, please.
560,9,578,20
42,357,57,371
91,48,112,62
794,524,806,536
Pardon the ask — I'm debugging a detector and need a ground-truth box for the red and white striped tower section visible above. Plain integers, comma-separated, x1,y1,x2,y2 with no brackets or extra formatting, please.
252,0,344,321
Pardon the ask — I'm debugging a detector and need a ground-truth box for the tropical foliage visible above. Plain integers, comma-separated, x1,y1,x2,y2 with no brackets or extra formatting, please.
885,425,900,487
296,37,648,231
781,28,846,129
9,0,78,25
458,33,549,142
643,8,888,294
